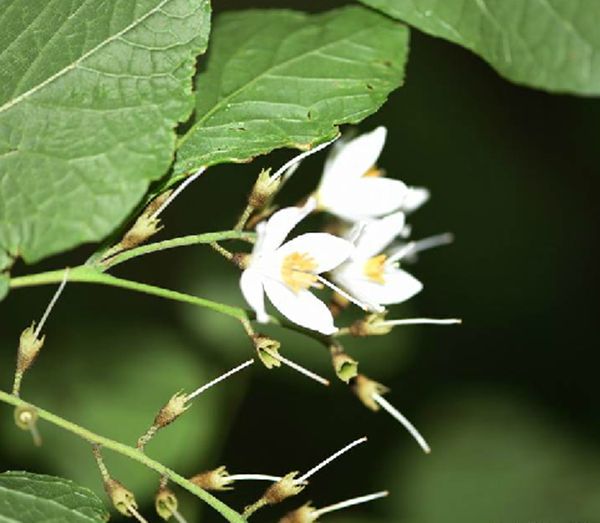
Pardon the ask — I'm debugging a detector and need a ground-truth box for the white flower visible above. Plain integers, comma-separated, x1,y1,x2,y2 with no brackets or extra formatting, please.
331,212,423,311
240,198,353,335
315,127,428,222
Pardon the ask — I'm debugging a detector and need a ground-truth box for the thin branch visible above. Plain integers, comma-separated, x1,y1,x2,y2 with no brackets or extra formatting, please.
0,390,245,523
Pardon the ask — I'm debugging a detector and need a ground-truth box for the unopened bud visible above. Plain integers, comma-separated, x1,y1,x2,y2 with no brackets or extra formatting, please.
154,392,189,429
253,335,282,369
104,478,138,517
330,346,358,383
351,374,389,412
17,323,45,374
249,168,280,209
155,487,178,520
349,313,392,337
190,466,234,491
279,503,316,523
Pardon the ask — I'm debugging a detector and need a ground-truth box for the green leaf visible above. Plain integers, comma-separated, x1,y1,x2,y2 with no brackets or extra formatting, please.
0,471,109,522
174,6,409,175
358,0,600,95
0,274,8,303
0,0,211,263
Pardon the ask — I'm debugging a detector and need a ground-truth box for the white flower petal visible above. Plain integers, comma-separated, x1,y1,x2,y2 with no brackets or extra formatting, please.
262,279,337,335
353,212,406,259
320,127,387,190
333,264,422,308
259,198,316,253
240,269,268,323
322,177,408,222
276,233,353,273
402,186,430,213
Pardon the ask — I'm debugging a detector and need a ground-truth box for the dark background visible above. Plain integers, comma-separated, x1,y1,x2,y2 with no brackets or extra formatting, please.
2,1,600,522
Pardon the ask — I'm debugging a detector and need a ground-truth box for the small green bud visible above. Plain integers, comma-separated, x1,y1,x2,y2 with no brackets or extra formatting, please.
190,466,234,491
351,374,389,412
249,168,280,209
330,346,358,384
279,503,317,523
253,334,282,369
155,486,178,520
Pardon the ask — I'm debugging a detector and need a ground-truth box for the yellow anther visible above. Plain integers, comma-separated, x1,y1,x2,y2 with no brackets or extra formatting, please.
281,252,318,292
363,254,387,284
363,166,383,177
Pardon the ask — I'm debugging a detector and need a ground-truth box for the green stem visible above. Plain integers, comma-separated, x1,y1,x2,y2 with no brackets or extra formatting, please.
9,266,247,321
101,231,254,270
0,390,245,523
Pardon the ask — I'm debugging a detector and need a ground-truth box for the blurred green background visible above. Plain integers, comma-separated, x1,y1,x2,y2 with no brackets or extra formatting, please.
2,1,600,522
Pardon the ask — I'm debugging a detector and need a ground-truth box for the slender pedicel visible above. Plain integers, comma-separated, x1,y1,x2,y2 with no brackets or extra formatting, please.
372,393,430,453
150,167,206,220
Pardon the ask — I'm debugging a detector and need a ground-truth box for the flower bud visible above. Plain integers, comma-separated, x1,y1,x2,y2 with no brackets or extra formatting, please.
351,374,389,412
249,168,280,209
279,503,316,523
349,313,392,337
16,322,45,374
330,346,358,384
155,486,178,520
253,334,282,369
190,466,234,491
154,391,189,429
104,478,138,517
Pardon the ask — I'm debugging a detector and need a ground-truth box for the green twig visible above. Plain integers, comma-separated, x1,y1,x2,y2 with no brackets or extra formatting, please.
100,231,254,270
0,390,245,523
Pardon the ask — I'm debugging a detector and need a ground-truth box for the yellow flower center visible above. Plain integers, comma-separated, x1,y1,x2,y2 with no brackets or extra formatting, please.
281,252,318,292
363,166,383,177
363,254,387,284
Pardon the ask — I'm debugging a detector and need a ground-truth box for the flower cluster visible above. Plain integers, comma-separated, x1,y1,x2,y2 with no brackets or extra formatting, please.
240,126,441,335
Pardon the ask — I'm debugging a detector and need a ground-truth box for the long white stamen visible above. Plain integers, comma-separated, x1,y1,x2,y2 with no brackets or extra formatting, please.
268,137,338,186
297,436,367,483
389,233,454,263
172,509,189,523
150,167,206,219
261,347,329,386
382,318,462,326
127,505,149,523
312,491,389,518
227,474,283,482
35,268,70,337
316,275,382,313
372,393,430,454
185,359,254,402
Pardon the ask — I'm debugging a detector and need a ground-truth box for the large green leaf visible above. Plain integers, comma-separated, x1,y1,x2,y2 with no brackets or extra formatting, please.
358,0,600,95
0,471,109,522
174,6,409,175
0,0,211,264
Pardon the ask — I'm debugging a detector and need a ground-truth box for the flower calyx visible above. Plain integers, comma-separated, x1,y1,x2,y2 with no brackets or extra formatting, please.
330,345,358,383
190,465,234,491
16,322,45,375
349,312,392,337
155,486,178,520
351,374,390,412
252,334,282,369
249,168,281,209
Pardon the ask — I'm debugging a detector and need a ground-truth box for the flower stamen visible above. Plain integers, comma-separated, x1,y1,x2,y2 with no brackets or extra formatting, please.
281,252,318,292
363,254,387,284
